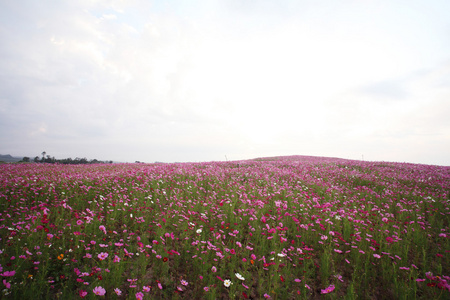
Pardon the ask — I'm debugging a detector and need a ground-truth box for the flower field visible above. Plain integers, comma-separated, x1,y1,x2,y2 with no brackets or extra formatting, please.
0,156,449,299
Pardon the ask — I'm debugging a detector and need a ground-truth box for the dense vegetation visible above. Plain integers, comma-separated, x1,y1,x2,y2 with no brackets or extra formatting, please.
0,157,449,299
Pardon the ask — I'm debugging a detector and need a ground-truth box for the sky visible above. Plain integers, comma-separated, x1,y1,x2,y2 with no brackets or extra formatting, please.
1,0,449,165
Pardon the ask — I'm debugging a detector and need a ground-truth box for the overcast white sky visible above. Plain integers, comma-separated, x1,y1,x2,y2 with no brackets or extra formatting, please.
1,0,449,165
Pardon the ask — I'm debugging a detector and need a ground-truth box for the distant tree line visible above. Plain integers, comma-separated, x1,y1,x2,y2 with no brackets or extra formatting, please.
21,151,113,164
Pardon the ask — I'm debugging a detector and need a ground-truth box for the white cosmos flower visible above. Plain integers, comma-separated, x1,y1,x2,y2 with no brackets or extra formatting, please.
277,253,285,257
235,273,245,280
224,279,232,287
196,229,202,234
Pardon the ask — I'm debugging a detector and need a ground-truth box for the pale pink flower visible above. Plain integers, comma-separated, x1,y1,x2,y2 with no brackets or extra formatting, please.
93,286,106,296
97,252,108,261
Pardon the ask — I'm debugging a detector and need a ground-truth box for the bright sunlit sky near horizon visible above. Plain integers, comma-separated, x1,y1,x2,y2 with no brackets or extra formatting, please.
1,0,450,165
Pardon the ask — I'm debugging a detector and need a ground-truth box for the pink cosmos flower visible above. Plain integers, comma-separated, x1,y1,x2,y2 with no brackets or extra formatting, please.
114,288,122,296
321,284,335,294
3,280,11,289
99,225,106,234
1,271,15,277
93,286,106,296
211,266,217,273
181,279,188,286
98,252,108,261
135,292,144,300
143,285,151,292
79,290,87,298
113,255,121,263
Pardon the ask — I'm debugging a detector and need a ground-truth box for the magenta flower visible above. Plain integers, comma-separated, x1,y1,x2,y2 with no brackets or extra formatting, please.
135,292,144,300
1,271,15,277
114,288,122,296
99,225,106,234
97,252,108,261
211,266,217,273
143,285,151,292
79,289,87,298
3,280,11,289
113,255,121,263
321,284,335,294
93,286,106,296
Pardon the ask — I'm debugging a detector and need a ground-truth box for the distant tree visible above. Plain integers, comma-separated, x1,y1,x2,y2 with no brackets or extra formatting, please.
22,157,30,162
63,158,73,164
34,156,40,163
41,151,46,162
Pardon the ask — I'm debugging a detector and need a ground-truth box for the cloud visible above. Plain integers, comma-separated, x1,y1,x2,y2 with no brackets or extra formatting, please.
358,80,409,101
1,1,450,164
